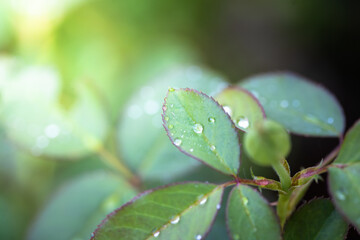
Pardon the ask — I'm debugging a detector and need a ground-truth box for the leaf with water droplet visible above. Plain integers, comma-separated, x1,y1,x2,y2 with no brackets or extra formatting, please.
117,66,228,180
284,199,348,240
91,182,224,240
226,184,281,240
328,163,360,231
163,89,240,175
215,87,265,132
334,119,360,164
28,172,137,240
240,72,345,137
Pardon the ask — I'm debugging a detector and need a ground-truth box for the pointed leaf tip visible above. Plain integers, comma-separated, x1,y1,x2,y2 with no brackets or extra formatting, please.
162,88,240,176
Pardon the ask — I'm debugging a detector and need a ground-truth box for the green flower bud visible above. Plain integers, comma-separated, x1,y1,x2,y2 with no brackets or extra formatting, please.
244,119,291,166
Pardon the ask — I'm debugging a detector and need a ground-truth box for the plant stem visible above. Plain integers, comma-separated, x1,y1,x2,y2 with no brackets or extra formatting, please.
272,161,291,191
277,191,292,228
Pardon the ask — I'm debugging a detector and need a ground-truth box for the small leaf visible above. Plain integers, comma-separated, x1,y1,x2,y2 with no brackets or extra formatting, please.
334,119,360,164
163,89,240,176
215,87,265,131
284,199,348,240
226,184,281,240
241,72,345,137
28,172,137,240
328,163,360,231
92,182,224,240
117,66,228,180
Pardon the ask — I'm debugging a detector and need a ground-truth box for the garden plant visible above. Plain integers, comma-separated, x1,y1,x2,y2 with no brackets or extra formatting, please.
88,73,360,240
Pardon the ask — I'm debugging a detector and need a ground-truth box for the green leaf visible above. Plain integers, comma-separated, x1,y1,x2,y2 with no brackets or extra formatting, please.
28,172,137,240
335,120,360,164
0,60,108,159
92,182,224,240
284,199,348,240
163,89,240,176
240,72,345,137
117,66,228,180
226,184,281,240
328,163,360,231
215,87,265,131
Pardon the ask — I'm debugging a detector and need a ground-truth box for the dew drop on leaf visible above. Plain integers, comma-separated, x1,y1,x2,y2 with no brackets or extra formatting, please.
216,204,221,210
174,138,182,146
193,123,204,134
170,216,180,224
195,234,202,240
153,231,160,237
237,117,250,129
223,106,232,117
280,100,289,108
164,116,169,121
210,145,216,151
190,148,194,152
168,124,174,129
199,197,207,205
327,117,334,124
336,191,346,201
208,117,215,123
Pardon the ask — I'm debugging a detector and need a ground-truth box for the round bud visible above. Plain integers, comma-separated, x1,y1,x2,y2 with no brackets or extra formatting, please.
244,119,291,166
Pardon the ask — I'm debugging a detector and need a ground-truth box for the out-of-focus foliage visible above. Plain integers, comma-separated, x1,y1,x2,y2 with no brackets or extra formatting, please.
0,0,358,239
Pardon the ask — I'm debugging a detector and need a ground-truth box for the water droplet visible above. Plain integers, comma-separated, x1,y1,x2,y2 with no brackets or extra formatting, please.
237,117,249,129
242,197,249,206
193,123,203,134
144,100,160,115
216,204,221,210
44,124,60,139
280,100,289,108
174,138,182,146
170,104,174,108
336,191,346,201
195,234,202,240
292,99,300,108
153,231,160,237
210,145,216,151
190,148,194,152
169,124,174,129
164,116,169,121
169,87,175,92
208,117,215,123
91,233,94,238
327,117,334,124
200,197,207,205
171,216,180,224
223,106,232,117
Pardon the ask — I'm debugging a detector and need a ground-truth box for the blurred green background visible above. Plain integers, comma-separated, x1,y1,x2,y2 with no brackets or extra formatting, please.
1,0,359,239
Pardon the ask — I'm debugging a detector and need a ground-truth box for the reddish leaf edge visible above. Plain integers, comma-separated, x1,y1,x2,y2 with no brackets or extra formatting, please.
327,166,360,234
240,71,346,139
161,88,241,177
91,181,225,240
225,184,283,240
